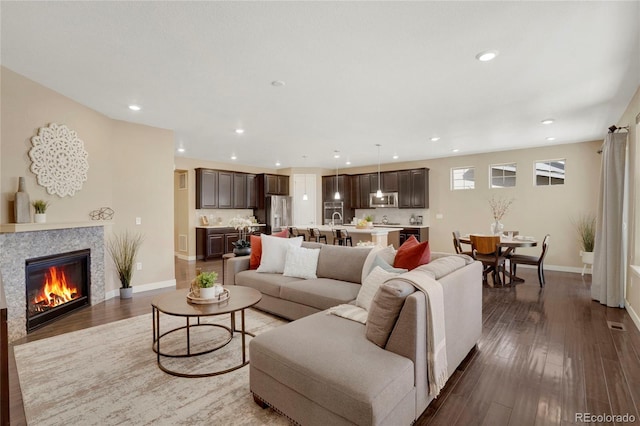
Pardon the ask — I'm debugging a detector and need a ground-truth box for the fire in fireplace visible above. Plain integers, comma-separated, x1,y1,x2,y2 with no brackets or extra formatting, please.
25,249,90,332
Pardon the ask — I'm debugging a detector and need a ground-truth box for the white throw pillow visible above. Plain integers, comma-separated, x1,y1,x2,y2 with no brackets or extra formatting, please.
356,266,402,312
283,245,320,279
257,235,303,273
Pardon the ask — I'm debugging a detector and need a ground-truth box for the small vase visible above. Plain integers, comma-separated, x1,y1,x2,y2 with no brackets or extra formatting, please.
233,247,251,256
120,287,133,299
14,177,31,223
34,213,47,224
491,220,504,235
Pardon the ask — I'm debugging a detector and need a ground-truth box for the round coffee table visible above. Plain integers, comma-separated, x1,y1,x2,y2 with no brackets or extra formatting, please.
151,286,261,378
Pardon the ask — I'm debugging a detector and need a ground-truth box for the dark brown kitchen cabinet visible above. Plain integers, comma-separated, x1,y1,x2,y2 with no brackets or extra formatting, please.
218,172,233,208
225,233,240,253
397,168,429,208
263,174,289,196
233,173,247,209
349,176,361,209
323,175,349,203
246,174,258,209
382,171,399,192
196,228,226,260
359,174,371,208
195,168,218,209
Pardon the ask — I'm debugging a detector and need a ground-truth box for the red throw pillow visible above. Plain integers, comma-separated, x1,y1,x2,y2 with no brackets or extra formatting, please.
393,235,431,270
249,230,288,269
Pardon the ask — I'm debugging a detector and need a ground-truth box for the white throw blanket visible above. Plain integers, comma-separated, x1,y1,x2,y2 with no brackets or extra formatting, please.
392,268,448,398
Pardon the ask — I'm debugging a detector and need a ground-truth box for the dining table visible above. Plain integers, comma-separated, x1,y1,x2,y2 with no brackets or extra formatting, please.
459,234,538,284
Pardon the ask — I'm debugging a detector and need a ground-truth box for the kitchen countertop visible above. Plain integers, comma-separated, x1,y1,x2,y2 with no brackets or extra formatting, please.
296,225,401,234
345,223,429,229
196,223,266,229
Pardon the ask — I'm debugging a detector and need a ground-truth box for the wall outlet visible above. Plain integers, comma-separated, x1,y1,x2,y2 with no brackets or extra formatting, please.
136,262,142,271
135,217,142,225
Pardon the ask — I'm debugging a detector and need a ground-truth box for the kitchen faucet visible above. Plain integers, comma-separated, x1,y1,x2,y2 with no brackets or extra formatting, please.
331,211,343,226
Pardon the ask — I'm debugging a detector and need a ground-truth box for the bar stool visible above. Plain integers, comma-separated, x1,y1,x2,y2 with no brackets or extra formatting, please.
288,227,306,241
332,229,353,246
308,228,327,244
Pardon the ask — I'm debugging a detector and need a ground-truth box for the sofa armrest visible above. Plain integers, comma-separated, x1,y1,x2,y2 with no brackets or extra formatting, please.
226,256,250,285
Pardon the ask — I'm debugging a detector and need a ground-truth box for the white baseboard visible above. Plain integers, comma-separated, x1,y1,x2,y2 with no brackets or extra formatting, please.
625,299,640,333
174,252,196,261
104,279,176,300
513,263,588,274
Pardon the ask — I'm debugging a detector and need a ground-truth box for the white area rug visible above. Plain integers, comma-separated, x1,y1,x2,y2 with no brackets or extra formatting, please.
14,309,289,425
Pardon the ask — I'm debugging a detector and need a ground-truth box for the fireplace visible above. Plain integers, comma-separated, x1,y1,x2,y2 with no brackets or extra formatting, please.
25,249,91,332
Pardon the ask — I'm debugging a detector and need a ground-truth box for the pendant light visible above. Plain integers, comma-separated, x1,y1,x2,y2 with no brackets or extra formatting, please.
302,155,309,201
376,144,383,198
333,151,341,200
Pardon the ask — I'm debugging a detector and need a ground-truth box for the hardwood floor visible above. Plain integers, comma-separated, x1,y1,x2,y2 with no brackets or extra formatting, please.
8,259,640,425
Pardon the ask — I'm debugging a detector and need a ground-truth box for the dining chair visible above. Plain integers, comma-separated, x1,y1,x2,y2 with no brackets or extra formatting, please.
288,227,306,241
452,231,473,256
509,234,550,287
470,235,507,286
332,228,353,246
308,228,327,244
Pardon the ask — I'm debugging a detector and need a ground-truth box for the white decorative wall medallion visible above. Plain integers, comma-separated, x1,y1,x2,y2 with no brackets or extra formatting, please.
29,123,89,197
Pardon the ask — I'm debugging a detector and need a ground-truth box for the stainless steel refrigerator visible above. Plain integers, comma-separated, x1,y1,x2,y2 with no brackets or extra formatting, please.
265,196,293,233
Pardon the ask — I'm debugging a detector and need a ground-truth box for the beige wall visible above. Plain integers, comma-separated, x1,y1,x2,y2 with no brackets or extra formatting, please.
342,141,601,270
620,86,640,327
1,67,175,293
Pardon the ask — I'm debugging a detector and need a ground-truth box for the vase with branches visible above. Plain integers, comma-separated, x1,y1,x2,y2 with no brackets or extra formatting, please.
488,196,514,235
106,230,144,298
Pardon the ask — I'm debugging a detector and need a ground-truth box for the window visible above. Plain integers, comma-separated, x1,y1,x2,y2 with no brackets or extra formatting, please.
535,159,565,186
490,163,517,188
451,167,475,190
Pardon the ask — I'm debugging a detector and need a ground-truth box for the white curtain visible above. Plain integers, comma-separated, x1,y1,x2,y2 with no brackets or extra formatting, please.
592,132,628,307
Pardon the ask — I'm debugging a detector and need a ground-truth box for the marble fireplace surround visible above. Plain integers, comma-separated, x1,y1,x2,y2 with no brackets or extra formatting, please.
0,223,107,342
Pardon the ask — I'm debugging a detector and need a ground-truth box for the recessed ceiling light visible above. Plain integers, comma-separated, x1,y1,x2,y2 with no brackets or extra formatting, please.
271,80,286,87
452,148,460,153
345,160,351,165
231,155,237,160
475,50,499,62
541,119,555,125
275,161,281,167
235,128,245,134
177,147,185,153
392,154,399,160
333,151,340,159
546,137,556,141
128,105,141,111
430,137,440,142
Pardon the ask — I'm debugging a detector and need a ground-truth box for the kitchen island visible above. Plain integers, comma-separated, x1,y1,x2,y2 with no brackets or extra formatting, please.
292,224,401,247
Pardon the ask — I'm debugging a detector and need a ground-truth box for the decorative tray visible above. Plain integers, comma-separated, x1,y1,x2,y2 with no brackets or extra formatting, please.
187,289,230,305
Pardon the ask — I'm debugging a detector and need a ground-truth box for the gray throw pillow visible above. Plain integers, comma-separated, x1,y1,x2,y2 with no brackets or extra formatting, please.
365,281,415,348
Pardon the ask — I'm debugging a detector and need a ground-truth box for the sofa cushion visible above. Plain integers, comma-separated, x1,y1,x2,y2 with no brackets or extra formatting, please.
278,278,361,310
316,245,372,284
361,245,399,282
235,270,304,298
283,245,320,280
394,236,431,270
250,230,288,270
416,255,471,279
356,266,402,312
257,235,303,273
250,312,415,425
366,281,415,348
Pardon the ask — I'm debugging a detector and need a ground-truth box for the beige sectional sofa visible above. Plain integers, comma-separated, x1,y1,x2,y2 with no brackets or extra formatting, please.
226,242,482,426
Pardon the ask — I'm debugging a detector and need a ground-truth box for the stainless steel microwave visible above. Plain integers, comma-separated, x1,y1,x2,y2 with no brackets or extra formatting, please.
369,192,399,208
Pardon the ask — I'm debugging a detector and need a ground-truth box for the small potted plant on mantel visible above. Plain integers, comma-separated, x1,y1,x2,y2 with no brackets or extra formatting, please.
106,230,144,299
32,200,49,223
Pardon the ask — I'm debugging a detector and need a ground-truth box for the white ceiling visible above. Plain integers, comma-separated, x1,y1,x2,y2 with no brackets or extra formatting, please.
2,1,639,169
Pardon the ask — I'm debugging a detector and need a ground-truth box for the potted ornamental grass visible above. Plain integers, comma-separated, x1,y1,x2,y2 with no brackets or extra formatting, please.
574,214,596,265
32,200,49,223
106,230,144,299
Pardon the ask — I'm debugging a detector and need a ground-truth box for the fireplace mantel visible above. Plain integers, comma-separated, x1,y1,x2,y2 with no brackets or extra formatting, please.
0,221,112,234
